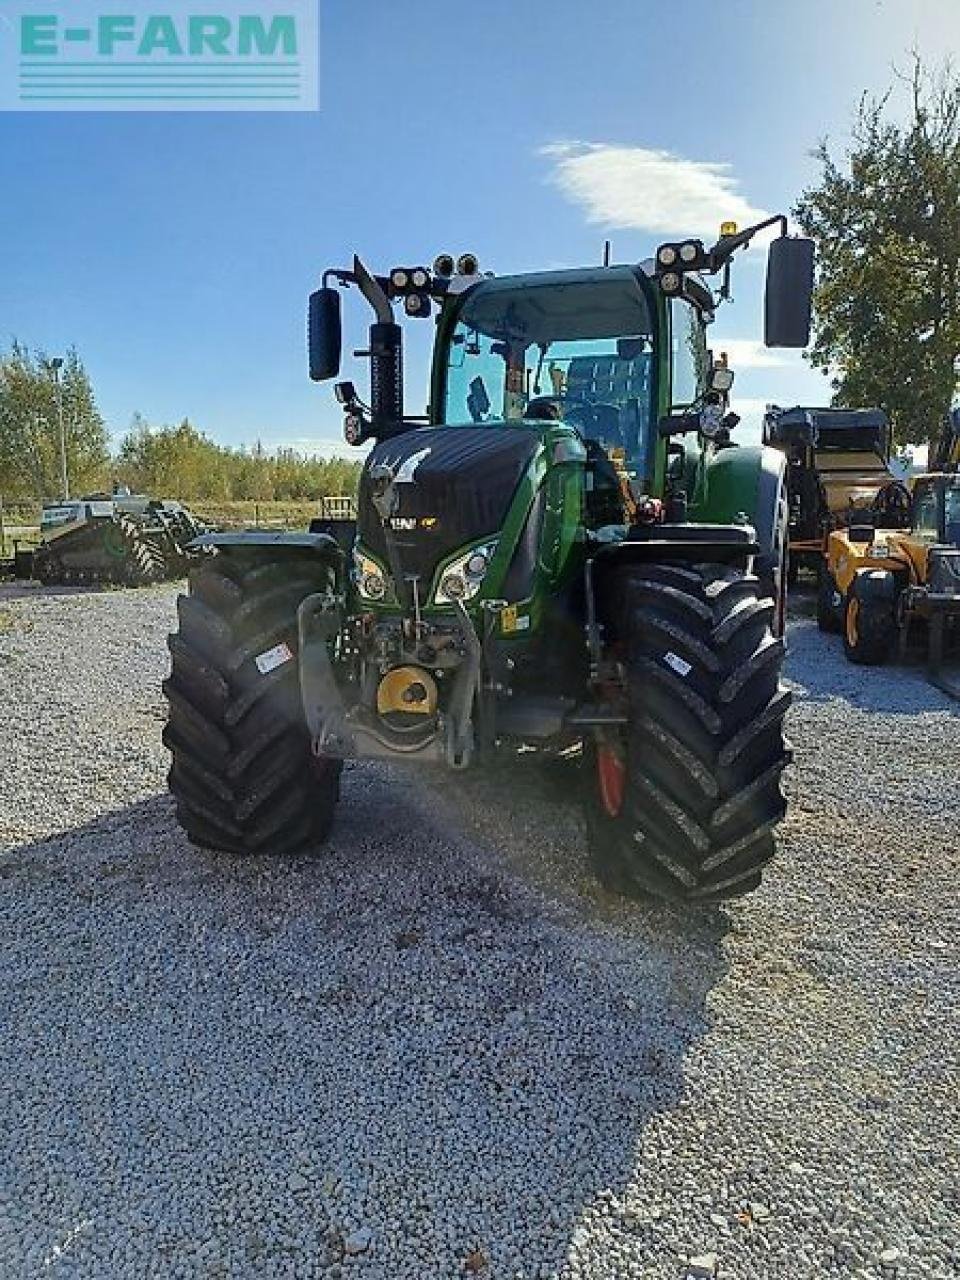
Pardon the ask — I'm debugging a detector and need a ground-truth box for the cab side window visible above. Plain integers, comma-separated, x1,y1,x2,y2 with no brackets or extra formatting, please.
670,299,707,409
912,485,939,540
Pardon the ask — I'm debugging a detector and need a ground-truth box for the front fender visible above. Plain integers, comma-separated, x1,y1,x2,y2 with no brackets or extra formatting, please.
189,530,345,582
190,531,341,556
851,567,898,607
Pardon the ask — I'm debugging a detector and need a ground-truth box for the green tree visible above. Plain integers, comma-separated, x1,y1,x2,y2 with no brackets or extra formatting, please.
794,58,960,447
0,342,110,499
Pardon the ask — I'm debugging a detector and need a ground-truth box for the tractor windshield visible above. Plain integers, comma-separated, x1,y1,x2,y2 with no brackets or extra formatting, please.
442,268,656,479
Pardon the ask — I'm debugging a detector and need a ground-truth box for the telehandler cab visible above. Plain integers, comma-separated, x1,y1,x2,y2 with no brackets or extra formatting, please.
163,219,814,902
819,418,960,697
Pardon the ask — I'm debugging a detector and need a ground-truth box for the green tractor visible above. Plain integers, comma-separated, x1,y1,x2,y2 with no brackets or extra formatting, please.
163,219,813,902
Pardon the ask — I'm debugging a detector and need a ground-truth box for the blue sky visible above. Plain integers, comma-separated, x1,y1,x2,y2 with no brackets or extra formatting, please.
2,0,958,455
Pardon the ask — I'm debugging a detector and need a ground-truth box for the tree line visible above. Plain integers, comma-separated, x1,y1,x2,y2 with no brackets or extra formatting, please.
116,416,361,502
0,345,360,504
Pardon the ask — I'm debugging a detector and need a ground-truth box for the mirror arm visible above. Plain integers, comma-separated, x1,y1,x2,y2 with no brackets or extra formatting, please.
708,213,788,272
353,254,393,324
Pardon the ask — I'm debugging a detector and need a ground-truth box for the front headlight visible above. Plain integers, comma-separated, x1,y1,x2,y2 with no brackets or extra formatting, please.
434,539,498,605
353,548,389,601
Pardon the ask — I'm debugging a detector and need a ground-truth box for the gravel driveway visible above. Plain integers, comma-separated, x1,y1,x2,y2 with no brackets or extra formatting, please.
0,584,957,1279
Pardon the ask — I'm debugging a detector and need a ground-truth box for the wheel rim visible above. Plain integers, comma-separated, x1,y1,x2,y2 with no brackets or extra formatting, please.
596,743,625,818
846,597,861,647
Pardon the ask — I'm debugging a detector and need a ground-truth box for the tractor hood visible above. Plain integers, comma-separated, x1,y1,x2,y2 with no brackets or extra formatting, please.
357,423,542,592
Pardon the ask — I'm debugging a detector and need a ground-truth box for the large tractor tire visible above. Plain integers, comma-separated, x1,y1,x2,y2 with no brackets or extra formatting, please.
585,562,791,903
162,549,341,856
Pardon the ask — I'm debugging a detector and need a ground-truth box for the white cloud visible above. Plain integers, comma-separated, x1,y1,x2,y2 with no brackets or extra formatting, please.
712,339,788,370
542,141,768,240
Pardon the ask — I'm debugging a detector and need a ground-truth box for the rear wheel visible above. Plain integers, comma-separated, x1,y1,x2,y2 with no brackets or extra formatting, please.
817,563,842,633
163,548,341,855
584,561,791,903
842,589,894,665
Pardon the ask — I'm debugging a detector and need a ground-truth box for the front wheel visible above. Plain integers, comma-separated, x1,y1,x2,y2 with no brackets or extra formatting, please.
817,563,843,633
163,548,341,855
584,561,791,903
842,591,894,665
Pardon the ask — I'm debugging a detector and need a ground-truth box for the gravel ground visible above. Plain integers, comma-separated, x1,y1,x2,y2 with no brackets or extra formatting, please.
0,582,957,1279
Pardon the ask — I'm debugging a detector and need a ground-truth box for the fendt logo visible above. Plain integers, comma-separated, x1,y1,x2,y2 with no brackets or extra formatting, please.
0,2,319,111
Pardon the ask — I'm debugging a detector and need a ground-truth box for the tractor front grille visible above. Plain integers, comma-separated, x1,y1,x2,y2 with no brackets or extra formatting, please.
357,425,540,593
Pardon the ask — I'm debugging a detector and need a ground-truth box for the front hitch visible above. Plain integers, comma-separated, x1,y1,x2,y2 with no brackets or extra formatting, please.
298,590,483,767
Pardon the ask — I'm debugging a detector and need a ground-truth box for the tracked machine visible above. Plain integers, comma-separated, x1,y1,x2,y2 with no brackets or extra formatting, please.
17,493,207,586
163,219,814,902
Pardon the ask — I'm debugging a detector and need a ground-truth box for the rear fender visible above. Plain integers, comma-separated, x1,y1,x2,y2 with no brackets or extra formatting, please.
693,444,787,573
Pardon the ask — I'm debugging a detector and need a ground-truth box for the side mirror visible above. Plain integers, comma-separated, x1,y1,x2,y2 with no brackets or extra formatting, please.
764,236,814,348
308,287,342,381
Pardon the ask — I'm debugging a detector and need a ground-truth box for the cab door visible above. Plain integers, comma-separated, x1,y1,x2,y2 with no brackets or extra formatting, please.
902,480,940,581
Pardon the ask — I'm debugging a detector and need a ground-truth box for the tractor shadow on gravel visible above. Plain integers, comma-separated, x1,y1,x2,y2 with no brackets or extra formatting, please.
1,778,730,1275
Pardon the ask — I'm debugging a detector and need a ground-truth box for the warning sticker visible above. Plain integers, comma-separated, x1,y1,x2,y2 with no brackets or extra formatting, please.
663,651,692,677
255,641,294,675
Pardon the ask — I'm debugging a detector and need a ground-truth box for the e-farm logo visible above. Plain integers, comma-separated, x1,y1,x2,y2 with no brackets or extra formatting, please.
0,2,318,111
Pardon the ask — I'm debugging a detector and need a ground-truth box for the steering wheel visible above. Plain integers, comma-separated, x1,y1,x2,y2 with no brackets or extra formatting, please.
523,396,565,423
561,400,597,434
562,400,627,449
872,481,912,529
